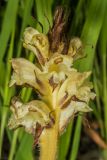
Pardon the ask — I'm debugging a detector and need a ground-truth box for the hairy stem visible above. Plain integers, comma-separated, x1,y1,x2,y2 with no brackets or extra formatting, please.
39,108,60,160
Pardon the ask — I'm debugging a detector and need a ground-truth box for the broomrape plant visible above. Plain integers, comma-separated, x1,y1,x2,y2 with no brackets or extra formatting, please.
8,7,95,160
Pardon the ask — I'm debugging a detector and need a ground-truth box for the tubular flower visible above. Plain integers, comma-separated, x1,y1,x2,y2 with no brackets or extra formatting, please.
8,7,95,160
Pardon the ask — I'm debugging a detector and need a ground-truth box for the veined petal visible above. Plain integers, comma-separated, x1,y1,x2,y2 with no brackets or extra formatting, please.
59,102,75,133
43,54,73,83
58,71,91,101
44,54,73,72
23,27,49,65
68,37,84,60
9,58,40,88
8,98,53,135
76,83,96,103
9,58,53,99
67,71,91,87
59,100,92,133
34,72,53,103
58,70,93,110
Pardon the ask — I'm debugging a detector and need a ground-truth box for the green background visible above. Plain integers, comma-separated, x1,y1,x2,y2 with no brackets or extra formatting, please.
0,0,107,159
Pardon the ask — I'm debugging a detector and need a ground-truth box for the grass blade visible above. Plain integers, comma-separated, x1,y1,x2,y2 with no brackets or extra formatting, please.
0,0,19,61
17,0,34,57
15,133,33,160
58,121,73,160
69,116,82,160
0,24,16,158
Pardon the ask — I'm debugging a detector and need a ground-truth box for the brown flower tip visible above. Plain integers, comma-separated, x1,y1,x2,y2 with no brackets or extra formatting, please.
48,6,70,53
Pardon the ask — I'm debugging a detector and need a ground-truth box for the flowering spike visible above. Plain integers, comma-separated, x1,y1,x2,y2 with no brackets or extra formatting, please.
8,6,95,160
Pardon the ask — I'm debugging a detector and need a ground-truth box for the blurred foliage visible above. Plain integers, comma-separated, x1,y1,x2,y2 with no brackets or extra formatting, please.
0,0,107,160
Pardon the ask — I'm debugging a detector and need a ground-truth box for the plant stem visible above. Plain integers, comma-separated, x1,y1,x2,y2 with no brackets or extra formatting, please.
39,108,60,160
8,130,19,160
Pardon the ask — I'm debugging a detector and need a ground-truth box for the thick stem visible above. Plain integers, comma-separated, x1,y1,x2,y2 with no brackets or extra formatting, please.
39,108,60,160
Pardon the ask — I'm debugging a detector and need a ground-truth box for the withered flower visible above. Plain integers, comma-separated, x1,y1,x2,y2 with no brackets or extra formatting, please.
8,6,95,160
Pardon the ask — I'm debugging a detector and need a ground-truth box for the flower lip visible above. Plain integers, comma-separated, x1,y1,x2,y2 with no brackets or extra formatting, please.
23,27,49,66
